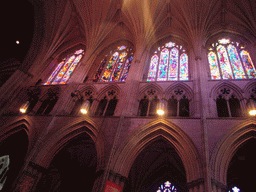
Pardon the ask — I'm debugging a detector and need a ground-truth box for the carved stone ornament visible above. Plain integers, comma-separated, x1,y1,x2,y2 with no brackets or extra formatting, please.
0,155,10,190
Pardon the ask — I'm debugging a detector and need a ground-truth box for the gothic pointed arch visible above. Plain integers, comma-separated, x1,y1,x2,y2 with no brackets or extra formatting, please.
210,82,244,117
33,119,105,170
111,119,202,183
210,121,256,186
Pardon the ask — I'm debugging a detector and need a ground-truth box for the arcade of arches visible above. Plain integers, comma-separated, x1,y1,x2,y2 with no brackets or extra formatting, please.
1,0,256,191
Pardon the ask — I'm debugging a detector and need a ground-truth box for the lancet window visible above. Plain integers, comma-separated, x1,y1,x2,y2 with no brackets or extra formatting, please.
208,38,256,80
93,45,134,82
147,41,189,81
215,87,242,117
95,89,118,116
45,49,84,85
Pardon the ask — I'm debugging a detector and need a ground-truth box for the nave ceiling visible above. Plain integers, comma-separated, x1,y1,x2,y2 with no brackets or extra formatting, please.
31,0,256,66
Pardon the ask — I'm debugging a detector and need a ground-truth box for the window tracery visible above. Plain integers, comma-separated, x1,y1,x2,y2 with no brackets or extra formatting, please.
215,87,242,117
156,181,177,192
137,88,161,116
93,45,134,82
147,41,188,81
208,38,256,80
45,49,84,85
167,88,190,117
95,89,119,116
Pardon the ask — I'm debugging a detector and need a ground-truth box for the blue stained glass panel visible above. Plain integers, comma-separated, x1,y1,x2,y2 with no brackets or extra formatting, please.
179,53,188,80
168,47,179,81
240,50,256,78
217,45,233,79
147,55,159,81
227,45,245,79
208,52,221,80
157,48,169,81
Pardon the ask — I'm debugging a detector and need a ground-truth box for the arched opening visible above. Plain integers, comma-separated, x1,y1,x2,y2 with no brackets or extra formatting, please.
0,129,28,191
138,96,149,116
36,133,97,191
123,139,187,192
227,138,256,191
216,95,229,117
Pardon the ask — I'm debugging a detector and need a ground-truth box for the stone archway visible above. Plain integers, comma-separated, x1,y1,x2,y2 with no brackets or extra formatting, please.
210,122,256,190
111,120,202,191
0,128,29,191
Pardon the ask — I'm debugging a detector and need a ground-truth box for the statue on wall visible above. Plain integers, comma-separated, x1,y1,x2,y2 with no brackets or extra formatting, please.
0,155,10,191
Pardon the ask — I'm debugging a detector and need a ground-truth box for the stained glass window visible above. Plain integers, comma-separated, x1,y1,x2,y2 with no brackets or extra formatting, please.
240,50,256,78
147,41,188,81
93,45,134,82
228,186,240,192
208,38,256,80
156,181,177,192
45,49,84,85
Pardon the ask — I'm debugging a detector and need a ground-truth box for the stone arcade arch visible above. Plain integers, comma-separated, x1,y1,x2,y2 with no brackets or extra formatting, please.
210,120,256,191
32,119,105,191
111,119,203,191
0,124,29,192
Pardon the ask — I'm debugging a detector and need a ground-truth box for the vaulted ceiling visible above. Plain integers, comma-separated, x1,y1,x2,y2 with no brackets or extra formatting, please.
34,0,256,62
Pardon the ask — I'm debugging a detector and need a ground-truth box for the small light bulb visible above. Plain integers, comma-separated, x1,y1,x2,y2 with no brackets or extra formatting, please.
249,110,256,116
20,108,26,113
157,109,164,116
16,41,20,44
80,109,88,114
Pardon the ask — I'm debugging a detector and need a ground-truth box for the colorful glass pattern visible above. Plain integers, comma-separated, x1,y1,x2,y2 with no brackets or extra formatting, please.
165,42,175,48
110,52,127,82
217,45,233,79
156,181,177,192
168,48,179,80
179,53,188,80
228,186,240,192
45,60,64,85
45,49,84,85
101,52,119,82
95,46,134,82
157,48,169,81
52,55,76,84
120,55,133,81
147,55,159,81
60,54,83,84
208,52,221,80
227,45,245,79
118,46,127,50
240,50,256,78
93,58,107,82
147,42,189,81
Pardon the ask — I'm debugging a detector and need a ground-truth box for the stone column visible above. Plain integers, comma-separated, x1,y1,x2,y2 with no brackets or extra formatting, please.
13,161,47,192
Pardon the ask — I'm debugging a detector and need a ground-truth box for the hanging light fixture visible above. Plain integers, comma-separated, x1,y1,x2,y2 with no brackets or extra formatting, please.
80,100,91,115
20,101,30,114
248,97,256,116
156,100,166,116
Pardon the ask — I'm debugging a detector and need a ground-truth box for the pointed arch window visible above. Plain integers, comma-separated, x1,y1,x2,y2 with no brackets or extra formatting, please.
208,38,256,80
156,181,177,192
45,49,84,85
215,88,242,117
93,45,134,82
147,42,189,81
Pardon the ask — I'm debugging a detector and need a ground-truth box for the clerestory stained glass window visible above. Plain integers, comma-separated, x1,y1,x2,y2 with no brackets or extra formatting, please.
147,42,188,81
93,45,134,82
156,181,177,192
208,38,256,80
45,49,84,85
